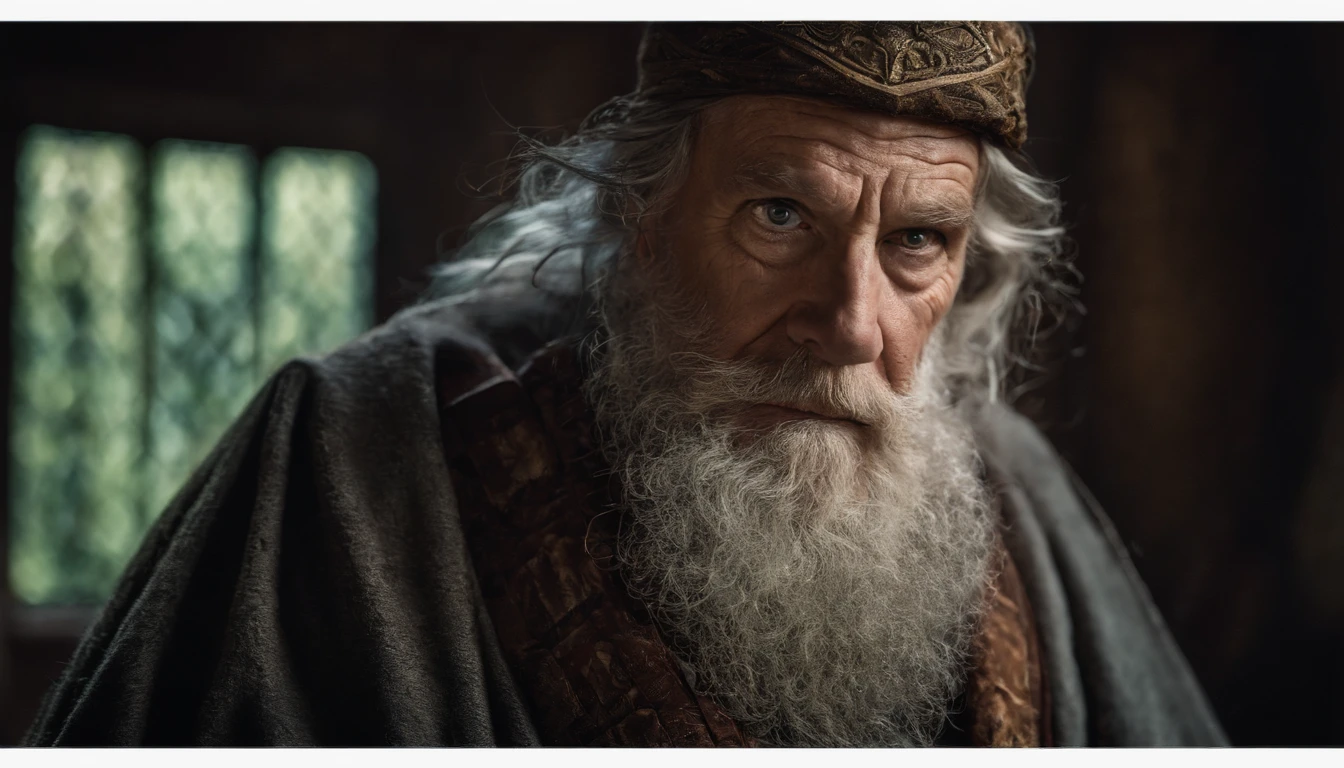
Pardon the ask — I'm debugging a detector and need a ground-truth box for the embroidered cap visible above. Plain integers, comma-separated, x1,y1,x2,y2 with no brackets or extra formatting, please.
637,21,1033,148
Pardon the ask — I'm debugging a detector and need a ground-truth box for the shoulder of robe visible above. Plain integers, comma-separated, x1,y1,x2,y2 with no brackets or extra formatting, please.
265,294,542,425
963,398,1152,587
963,397,1111,536
293,283,585,403
963,397,1133,586
23,294,545,747
964,398,1229,747
963,399,1062,481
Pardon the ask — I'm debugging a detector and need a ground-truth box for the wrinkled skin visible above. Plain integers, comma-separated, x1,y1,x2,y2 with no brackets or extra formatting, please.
643,95,982,414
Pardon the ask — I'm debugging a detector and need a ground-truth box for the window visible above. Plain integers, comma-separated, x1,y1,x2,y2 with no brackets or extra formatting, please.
9,126,377,605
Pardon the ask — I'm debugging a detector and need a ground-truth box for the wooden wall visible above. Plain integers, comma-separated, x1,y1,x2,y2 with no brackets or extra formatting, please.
1025,23,1344,745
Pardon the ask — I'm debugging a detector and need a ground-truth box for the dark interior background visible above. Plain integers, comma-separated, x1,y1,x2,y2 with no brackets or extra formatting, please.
1,22,1341,746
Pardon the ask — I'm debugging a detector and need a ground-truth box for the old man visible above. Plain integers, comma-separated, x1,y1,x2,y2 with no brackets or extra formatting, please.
27,22,1226,747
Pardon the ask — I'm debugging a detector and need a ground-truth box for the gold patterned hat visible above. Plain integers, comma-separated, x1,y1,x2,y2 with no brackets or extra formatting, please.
637,21,1033,148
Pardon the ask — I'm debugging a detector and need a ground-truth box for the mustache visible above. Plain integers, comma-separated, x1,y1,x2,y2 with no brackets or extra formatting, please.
667,348,905,428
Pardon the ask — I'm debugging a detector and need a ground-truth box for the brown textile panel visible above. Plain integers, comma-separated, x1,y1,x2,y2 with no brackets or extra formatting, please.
964,543,1048,747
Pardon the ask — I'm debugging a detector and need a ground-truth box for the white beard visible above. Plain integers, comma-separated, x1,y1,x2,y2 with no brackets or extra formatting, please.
583,255,997,747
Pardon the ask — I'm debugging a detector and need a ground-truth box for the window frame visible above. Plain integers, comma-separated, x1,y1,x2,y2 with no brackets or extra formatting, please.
0,74,392,744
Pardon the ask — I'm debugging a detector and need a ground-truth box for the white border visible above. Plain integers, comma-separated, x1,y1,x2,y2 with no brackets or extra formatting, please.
4,1,1344,22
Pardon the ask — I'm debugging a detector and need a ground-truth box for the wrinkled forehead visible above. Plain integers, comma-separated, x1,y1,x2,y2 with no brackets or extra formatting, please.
696,95,982,192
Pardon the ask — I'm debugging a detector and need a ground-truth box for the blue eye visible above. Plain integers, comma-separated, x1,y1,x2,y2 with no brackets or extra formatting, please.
757,201,803,229
895,229,941,249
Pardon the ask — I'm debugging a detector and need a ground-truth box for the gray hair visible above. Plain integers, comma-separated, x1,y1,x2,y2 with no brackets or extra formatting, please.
431,93,1072,401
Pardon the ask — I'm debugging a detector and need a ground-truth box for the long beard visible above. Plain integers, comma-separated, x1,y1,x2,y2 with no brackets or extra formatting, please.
583,255,997,747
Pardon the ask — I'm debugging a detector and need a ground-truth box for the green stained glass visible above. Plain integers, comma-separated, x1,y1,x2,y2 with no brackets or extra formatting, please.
9,131,376,605
259,148,375,375
146,140,258,515
10,126,146,604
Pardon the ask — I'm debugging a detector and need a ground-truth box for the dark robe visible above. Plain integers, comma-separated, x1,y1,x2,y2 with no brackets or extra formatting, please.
23,292,1228,747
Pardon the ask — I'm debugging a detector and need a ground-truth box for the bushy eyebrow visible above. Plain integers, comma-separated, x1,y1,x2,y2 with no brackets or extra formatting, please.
730,157,835,204
898,195,976,231
732,156,976,231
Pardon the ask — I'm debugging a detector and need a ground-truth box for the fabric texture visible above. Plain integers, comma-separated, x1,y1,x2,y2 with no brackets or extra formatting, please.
962,543,1049,747
24,294,1225,746
637,22,1033,148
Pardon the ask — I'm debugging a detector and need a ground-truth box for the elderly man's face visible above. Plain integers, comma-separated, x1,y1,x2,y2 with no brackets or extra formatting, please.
597,99,994,748
648,95,980,404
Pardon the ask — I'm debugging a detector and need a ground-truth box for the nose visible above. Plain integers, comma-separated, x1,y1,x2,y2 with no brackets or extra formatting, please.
785,238,884,367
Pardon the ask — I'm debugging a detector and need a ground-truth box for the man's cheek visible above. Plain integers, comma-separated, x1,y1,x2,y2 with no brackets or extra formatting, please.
916,268,963,329
697,241,769,310
707,280,790,358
